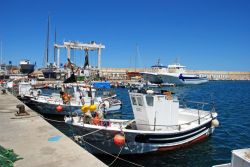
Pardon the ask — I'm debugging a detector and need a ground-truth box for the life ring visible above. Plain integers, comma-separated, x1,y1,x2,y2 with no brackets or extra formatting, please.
37,89,42,95
29,89,34,95
33,89,42,96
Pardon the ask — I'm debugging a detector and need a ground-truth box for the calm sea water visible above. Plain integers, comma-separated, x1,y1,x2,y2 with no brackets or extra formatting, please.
46,81,250,167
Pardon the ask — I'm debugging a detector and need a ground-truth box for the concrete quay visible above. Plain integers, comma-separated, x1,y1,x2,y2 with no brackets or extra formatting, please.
0,88,106,167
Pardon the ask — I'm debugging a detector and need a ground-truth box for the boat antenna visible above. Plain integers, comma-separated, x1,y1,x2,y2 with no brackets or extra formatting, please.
174,57,180,65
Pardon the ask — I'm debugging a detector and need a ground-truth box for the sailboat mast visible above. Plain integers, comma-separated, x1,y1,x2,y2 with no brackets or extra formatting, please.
135,44,141,72
45,16,50,67
54,27,56,65
0,41,2,64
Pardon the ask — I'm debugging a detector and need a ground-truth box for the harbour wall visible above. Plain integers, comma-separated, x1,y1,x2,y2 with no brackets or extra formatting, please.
0,87,107,167
99,68,250,80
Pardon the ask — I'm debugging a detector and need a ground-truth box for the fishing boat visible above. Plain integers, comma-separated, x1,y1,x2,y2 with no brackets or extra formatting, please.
19,60,35,74
23,83,122,115
65,88,219,154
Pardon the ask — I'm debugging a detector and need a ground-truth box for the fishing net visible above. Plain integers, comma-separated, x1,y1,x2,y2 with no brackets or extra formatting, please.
0,145,22,167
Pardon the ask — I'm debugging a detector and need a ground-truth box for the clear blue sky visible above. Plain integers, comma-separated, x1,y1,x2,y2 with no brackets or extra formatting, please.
1,0,250,71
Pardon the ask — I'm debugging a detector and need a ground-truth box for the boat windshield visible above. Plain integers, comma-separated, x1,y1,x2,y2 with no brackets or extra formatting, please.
146,96,154,106
137,96,144,106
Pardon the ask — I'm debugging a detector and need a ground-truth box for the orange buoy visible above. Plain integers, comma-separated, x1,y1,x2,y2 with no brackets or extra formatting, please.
113,133,125,146
56,105,63,112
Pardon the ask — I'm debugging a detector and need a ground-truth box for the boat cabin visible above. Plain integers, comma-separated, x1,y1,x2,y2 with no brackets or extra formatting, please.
151,64,168,74
167,63,186,73
129,89,179,131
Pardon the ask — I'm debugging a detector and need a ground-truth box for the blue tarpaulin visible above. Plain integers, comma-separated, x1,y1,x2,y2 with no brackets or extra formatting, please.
92,82,111,89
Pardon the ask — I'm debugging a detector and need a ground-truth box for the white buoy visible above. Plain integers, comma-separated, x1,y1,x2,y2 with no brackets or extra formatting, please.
212,119,219,127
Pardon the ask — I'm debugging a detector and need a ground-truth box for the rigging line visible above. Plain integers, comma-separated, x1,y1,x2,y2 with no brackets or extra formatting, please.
81,140,144,167
108,145,124,167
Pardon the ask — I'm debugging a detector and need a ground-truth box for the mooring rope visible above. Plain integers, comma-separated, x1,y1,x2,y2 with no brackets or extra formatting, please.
108,145,124,166
80,139,144,167
41,116,66,123
80,128,103,137
0,111,16,113
10,115,40,119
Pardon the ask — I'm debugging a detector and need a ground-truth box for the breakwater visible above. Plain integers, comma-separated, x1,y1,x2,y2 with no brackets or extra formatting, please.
99,68,250,80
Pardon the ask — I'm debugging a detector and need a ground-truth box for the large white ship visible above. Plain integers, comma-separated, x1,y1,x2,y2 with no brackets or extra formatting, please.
158,63,209,85
141,61,209,85
140,61,168,84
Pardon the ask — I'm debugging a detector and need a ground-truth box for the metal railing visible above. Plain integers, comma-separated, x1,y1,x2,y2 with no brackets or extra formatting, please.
134,112,213,131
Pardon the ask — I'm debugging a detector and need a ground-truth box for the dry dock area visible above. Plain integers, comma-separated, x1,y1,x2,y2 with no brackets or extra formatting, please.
0,88,106,167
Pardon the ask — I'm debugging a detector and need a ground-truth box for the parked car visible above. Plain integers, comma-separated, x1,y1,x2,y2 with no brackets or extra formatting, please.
37,74,45,81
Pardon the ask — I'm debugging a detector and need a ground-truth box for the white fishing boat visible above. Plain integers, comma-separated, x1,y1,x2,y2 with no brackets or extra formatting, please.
65,88,219,154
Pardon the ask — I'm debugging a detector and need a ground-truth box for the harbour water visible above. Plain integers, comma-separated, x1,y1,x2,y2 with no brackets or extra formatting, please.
45,81,250,167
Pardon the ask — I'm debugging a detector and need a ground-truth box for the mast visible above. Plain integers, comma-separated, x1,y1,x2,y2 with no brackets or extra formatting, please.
0,41,2,64
54,27,56,66
157,58,160,66
44,16,50,67
135,44,141,72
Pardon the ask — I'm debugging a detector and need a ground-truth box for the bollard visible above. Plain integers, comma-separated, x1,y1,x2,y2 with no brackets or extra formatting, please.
16,104,29,116
1,89,7,94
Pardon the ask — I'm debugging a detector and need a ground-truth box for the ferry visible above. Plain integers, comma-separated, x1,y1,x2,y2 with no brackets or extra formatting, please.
140,63,168,84
141,60,208,85
159,63,209,85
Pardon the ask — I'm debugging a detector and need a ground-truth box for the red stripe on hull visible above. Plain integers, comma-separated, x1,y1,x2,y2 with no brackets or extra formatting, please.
157,133,209,152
